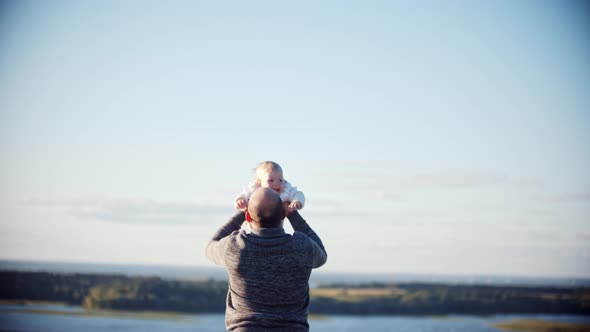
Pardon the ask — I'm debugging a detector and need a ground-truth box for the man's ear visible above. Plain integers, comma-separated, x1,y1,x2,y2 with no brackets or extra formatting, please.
246,211,252,222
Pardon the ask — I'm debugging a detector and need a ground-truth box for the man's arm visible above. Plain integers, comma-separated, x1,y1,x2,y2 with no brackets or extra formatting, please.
205,211,245,266
287,211,327,268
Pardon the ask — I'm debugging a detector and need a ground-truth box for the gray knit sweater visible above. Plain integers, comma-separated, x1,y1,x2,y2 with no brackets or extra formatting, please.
206,211,327,331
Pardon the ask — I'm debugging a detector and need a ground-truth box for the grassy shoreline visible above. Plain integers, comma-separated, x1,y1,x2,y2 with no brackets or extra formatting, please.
0,299,67,306
10,308,194,321
0,301,331,322
0,300,193,321
494,318,590,332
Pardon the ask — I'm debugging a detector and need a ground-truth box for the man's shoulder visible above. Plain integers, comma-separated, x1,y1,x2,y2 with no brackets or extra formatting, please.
227,229,249,247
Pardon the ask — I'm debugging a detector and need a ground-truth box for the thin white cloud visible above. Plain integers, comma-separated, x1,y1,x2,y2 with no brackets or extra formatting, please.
404,170,510,188
315,160,542,194
305,209,385,220
576,232,590,241
21,196,228,225
542,191,590,203
323,167,542,202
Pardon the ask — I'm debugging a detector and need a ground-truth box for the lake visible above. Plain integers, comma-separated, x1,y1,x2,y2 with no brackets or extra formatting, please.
2,304,590,332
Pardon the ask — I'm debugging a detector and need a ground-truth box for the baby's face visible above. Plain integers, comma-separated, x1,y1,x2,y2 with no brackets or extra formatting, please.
259,170,285,194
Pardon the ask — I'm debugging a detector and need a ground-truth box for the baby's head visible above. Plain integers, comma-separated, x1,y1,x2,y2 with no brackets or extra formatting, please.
255,161,285,194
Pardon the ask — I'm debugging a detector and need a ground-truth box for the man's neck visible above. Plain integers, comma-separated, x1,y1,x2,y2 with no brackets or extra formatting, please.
250,227,285,237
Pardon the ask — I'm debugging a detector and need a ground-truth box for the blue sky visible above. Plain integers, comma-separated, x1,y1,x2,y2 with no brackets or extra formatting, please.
1,1,589,277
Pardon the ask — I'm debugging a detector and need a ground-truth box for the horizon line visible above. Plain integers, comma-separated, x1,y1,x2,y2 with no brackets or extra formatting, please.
1,258,589,283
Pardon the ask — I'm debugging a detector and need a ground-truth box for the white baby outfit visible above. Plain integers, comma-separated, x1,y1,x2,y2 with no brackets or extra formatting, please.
235,181,305,207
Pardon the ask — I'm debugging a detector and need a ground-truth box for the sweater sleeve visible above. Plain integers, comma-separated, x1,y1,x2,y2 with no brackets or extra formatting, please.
287,211,327,268
205,212,245,266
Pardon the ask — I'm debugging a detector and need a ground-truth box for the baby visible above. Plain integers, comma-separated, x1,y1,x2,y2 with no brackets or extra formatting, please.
235,161,305,215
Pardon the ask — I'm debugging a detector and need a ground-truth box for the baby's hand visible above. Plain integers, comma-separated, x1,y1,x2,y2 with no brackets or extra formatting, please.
290,201,302,210
286,201,302,214
235,199,248,211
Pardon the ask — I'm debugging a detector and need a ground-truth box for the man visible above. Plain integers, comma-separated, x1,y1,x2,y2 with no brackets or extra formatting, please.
206,187,327,331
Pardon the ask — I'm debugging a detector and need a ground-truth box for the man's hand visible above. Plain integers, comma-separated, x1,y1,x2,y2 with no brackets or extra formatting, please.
235,198,248,211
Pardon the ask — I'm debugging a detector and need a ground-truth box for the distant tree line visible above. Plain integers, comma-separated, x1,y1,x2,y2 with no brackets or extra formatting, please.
0,271,227,313
311,282,590,315
1,271,589,316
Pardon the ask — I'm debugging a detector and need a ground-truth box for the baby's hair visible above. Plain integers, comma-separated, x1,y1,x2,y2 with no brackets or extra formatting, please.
254,161,283,181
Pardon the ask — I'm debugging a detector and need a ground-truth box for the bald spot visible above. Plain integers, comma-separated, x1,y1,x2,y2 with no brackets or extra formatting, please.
248,187,284,227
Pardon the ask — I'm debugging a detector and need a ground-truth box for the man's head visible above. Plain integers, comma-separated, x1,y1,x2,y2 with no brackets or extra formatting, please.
247,187,285,228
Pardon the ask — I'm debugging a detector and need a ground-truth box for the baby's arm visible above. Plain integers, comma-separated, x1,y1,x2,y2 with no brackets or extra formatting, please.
282,181,305,212
234,182,257,211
